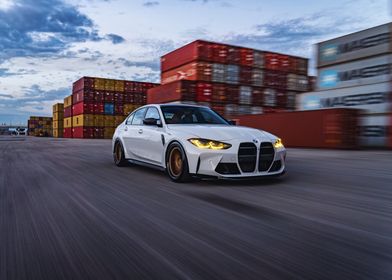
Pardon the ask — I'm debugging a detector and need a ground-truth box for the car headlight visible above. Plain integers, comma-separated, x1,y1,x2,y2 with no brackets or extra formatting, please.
188,138,232,150
274,138,284,149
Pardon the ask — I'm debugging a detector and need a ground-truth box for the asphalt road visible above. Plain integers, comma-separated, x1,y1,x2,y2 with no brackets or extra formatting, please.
0,136,391,280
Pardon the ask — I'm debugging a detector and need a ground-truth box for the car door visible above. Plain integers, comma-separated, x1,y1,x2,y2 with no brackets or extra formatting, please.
137,107,165,165
123,107,146,160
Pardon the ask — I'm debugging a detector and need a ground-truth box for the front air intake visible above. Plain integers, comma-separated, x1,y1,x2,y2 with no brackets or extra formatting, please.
238,143,257,172
258,142,275,172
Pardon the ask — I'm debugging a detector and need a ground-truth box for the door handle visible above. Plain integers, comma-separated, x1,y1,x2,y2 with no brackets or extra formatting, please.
124,126,128,131
138,129,143,134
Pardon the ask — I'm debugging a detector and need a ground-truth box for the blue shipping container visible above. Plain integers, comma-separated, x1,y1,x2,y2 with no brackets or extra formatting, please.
104,103,114,115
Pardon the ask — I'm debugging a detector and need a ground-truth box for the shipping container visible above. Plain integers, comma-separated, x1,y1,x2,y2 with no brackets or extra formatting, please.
73,89,96,104
212,63,226,83
52,120,63,130
53,111,64,121
264,88,277,107
161,62,212,84
147,80,196,104
73,126,95,138
64,117,72,128
239,86,252,105
72,102,95,116
73,77,95,93
317,54,392,90
234,108,360,149
317,23,391,68
104,103,115,115
53,129,63,138
287,74,309,91
64,95,72,108
104,127,116,139
359,113,390,147
64,107,73,118
225,65,240,84
297,82,392,114
63,127,73,138
72,114,95,127
53,103,64,113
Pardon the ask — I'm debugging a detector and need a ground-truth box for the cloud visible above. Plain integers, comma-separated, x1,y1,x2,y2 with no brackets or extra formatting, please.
0,0,125,61
0,93,13,99
143,1,159,7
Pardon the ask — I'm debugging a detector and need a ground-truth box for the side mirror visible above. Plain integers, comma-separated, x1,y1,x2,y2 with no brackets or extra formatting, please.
228,120,236,125
143,118,162,127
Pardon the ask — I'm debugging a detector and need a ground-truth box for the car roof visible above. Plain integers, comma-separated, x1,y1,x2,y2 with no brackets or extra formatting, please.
148,104,209,108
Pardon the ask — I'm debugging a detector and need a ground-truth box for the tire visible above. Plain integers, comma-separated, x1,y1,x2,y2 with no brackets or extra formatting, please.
113,141,128,167
166,142,191,183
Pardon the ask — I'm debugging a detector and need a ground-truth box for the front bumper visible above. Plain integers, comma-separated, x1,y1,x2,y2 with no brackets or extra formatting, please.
184,140,286,178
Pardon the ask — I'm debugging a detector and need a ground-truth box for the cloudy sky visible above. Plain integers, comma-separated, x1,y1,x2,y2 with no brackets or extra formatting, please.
0,0,390,125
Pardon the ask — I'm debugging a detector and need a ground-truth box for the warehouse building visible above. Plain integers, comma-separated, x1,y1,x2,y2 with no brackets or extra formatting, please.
297,23,392,147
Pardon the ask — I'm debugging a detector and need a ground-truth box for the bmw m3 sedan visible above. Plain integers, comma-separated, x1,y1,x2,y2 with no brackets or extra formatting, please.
112,104,286,182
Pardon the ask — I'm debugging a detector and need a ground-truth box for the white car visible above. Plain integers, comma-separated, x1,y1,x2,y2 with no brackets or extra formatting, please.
112,104,286,182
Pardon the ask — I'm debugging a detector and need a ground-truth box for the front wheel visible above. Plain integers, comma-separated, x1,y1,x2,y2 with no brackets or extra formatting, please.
166,143,191,183
113,141,128,167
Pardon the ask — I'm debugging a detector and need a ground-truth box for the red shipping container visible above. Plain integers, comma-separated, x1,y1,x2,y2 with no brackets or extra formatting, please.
252,87,264,106
226,85,239,104
115,105,124,115
104,92,115,102
211,44,228,63
147,80,196,104
161,40,214,72
72,89,95,104
235,109,360,149
276,91,288,108
212,104,225,116
64,107,72,118
240,48,253,67
161,62,212,84
212,84,226,104
72,77,95,93
94,103,104,114
114,92,124,103
73,126,94,138
94,91,105,102
196,83,212,102
63,127,73,138
72,102,95,116
227,46,241,64
240,66,253,85
94,127,104,139
265,70,287,89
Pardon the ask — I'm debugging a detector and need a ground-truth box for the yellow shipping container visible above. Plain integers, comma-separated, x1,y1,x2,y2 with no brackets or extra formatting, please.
104,127,115,139
94,78,105,90
64,117,72,128
64,95,72,108
104,116,116,127
72,114,95,127
114,80,125,92
53,103,64,113
105,79,115,91
115,115,127,126
53,120,63,130
53,129,63,138
53,112,64,121
94,115,105,127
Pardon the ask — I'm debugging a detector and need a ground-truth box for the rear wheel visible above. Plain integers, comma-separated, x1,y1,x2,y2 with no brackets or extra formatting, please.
166,143,191,182
113,141,128,167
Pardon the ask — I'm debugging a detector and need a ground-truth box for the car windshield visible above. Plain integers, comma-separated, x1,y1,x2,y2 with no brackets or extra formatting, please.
161,105,229,125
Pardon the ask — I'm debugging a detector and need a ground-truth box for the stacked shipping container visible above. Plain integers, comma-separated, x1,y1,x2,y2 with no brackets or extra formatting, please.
298,23,392,148
63,95,73,138
52,103,64,138
148,40,311,116
28,116,53,137
67,77,158,139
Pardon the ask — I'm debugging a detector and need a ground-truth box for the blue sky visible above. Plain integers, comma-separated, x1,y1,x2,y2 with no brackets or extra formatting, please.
0,0,390,125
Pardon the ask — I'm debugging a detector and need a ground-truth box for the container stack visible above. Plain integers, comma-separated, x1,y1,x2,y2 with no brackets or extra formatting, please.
52,103,64,138
297,23,392,148
28,116,53,137
63,95,73,138
148,40,311,116
68,77,158,139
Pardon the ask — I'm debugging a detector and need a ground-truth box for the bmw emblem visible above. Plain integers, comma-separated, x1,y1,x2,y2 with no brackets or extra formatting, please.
253,139,258,144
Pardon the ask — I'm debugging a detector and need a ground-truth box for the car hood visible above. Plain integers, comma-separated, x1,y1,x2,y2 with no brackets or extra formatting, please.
166,124,276,142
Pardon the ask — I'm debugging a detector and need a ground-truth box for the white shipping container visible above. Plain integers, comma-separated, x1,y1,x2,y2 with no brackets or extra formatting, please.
225,65,239,84
225,104,238,116
252,69,263,87
239,86,252,105
253,51,264,68
297,82,391,114
359,114,390,147
264,88,277,107
251,106,263,114
287,74,309,91
212,63,226,83
317,54,392,90
238,105,252,115
318,23,391,68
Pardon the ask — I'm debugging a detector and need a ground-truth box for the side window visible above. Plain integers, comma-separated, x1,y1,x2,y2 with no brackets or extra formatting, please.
125,113,135,125
144,107,161,120
131,108,147,125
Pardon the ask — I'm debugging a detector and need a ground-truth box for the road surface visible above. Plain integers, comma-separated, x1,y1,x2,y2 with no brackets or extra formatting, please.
0,136,391,280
